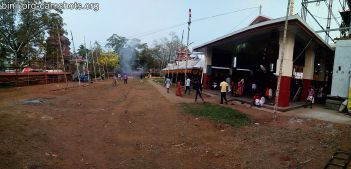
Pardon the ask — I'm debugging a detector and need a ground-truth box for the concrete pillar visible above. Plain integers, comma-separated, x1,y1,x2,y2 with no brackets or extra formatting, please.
275,31,295,107
301,46,315,101
203,47,212,89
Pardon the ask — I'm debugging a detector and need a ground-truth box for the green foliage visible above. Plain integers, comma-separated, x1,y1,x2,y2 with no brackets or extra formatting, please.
93,41,102,57
182,103,251,127
106,34,127,55
134,43,155,69
104,32,181,73
78,45,90,57
45,12,66,69
0,0,65,69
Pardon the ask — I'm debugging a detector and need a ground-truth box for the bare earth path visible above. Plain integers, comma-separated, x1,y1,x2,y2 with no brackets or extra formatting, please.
0,79,351,169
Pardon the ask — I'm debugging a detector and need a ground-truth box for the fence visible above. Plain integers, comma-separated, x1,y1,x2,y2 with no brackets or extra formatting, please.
0,72,71,87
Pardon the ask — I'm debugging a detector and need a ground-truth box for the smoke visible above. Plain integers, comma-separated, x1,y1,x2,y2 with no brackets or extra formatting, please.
118,39,144,76
119,40,137,73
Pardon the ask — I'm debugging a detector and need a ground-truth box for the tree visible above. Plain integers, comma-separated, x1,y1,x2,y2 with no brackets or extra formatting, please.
0,46,9,70
166,32,181,62
0,0,62,69
45,11,70,70
91,41,103,77
78,44,90,57
97,51,119,78
93,41,102,55
134,43,157,70
105,34,127,55
104,32,181,74
148,32,182,75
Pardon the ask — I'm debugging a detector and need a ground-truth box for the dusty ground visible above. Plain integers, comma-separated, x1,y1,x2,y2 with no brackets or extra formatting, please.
0,78,350,169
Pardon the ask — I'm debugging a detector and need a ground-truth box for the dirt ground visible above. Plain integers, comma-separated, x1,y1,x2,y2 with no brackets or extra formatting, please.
0,78,350,169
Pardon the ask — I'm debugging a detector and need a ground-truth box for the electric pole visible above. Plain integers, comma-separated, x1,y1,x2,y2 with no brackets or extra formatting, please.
90,41,97,81
70,31,80,86
273,0,291,120
57,24,67,85
84,37,90,82
185,8,192,83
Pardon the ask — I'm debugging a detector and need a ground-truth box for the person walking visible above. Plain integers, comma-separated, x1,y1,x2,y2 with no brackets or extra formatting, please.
220,79,228,104
316,86,325,103
112,75,117,86
176,80,182,96
194,79,205,103
123,74,128,84
237,78,245,96
305,86,315,108
226,76,231,94
184,77,191,95
165,77,172,93
251,81,257,96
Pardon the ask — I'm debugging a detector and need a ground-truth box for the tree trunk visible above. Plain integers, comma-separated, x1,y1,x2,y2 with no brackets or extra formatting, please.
105,63,109,79
15,52,18,86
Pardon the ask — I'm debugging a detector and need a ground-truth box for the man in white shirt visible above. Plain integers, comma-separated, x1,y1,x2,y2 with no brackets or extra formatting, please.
165,77,172,93
226,77,231,93
184,77,191,95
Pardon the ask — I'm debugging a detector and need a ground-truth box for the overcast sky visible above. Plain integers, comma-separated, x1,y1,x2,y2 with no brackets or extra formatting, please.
49,0,343,50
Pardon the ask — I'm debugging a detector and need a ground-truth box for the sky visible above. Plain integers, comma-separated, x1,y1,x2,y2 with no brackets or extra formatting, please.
48,0,344,50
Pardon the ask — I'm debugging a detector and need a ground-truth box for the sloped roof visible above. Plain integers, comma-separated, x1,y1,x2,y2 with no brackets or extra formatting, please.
194,15,332,51
249,15,271,26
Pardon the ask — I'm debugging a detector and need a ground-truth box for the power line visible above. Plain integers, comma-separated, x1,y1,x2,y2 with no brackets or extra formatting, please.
312,14,341,19
131,23,186,39
129,6,259,39
192,7,258,23
228,8,259,32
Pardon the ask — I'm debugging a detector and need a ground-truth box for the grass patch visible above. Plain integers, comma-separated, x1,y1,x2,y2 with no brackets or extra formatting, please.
113,98,125,105
182,103,251,127
152,78,164,84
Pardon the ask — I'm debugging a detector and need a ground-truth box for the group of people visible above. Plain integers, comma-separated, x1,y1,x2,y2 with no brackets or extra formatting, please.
164,77,205,103
215,78,245,97
252,93,266,107
219,77,273,107
250,87,273,107
164,76,248,105
112,73,128,86
164,75,322,108
305,86,325,108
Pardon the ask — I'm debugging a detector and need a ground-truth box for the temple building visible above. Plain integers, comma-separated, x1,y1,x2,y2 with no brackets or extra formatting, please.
194,15,334,108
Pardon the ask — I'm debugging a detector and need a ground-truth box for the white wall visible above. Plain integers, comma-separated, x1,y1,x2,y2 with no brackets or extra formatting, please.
331,40,351,98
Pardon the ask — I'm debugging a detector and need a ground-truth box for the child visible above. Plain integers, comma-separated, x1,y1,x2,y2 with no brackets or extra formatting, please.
252,93,261,107
305,87,315,108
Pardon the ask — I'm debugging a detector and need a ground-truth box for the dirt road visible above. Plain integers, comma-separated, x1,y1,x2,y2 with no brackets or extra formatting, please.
0,79,350,169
